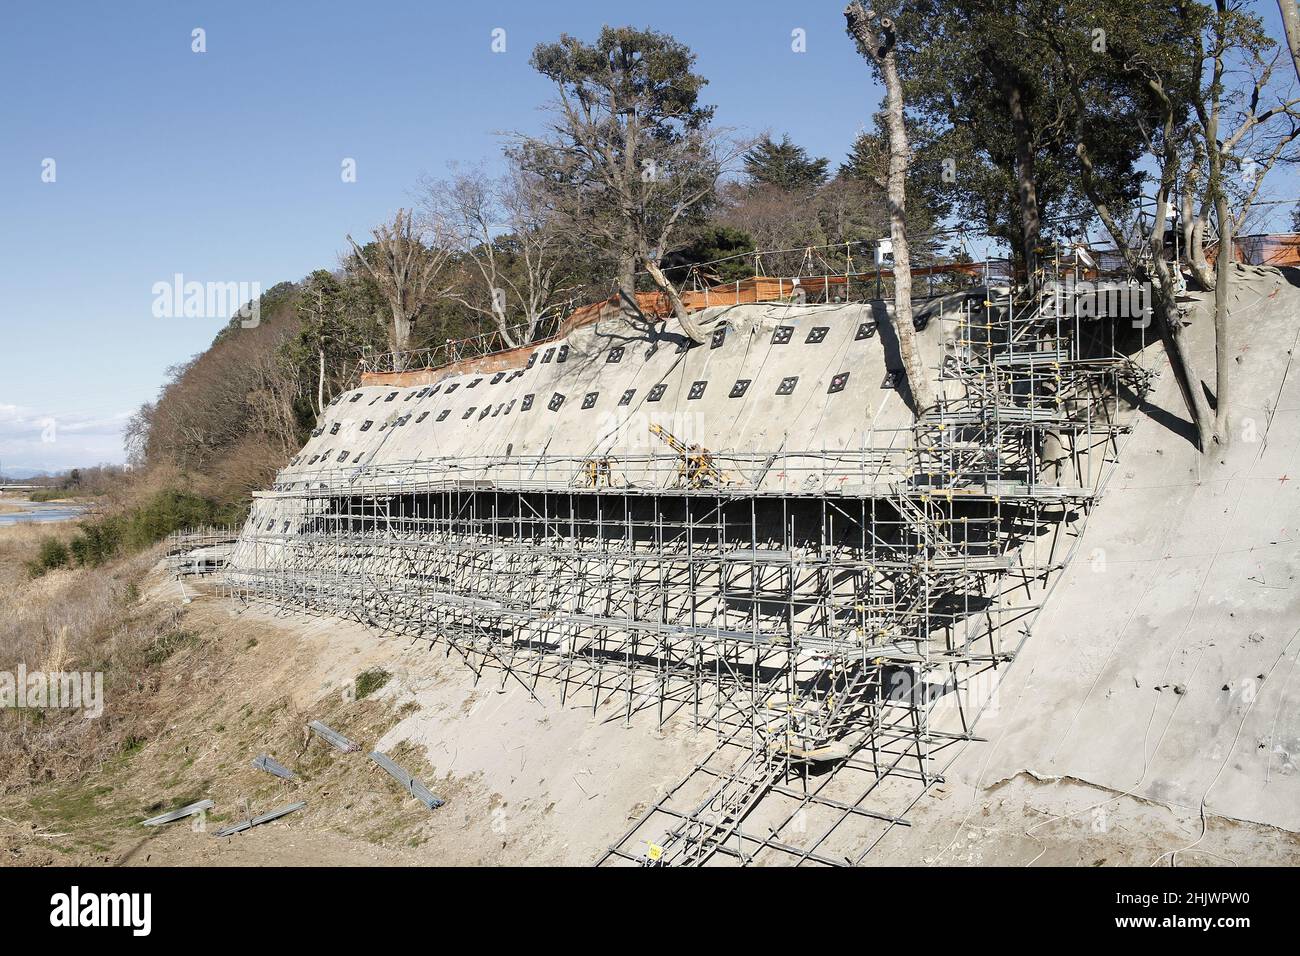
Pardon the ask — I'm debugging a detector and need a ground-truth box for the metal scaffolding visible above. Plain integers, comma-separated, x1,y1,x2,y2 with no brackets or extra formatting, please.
196,275,1146,866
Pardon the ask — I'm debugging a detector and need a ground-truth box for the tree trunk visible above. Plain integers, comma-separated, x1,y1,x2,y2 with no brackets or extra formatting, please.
1149,185,1215,452
391,304,412,354
1069,126,1211,450
844,3,934,415
616,250,638,319
1185,214,1216,290
1180,147,1216,290
317,348,325,417
1213,190,1232,447
1004,79,1042,288
1280,0,1300,86
644,257,706,343
1153,287,1214,449
491,295,517,348
1204,89,1229,448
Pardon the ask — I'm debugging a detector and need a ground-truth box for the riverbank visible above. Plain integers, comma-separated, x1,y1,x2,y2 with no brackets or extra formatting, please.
0,492,89,527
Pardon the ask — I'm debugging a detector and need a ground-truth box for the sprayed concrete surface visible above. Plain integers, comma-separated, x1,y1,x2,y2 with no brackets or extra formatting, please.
263,298,963,500
900,266,1300,857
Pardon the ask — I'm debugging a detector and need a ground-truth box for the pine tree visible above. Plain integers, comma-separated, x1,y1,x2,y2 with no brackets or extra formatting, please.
743,135,830,190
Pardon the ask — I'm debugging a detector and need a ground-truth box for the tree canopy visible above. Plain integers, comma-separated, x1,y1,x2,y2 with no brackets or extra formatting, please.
743,135,830,190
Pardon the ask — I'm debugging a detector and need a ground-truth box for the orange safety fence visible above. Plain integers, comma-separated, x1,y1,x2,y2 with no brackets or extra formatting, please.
1205,233,1300,268
558,261,988,335
362,263,987,386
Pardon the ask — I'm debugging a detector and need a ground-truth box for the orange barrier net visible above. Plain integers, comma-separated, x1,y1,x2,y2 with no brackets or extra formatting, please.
1206,233,1300,268
557,261,986,335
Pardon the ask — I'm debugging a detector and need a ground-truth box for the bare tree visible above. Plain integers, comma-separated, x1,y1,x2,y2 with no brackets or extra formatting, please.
347,209,453,354
423,166,578,347
1034,5,1219,452
246,347,305,460
123,403,154,469
844,2,934,414
1183,30,1300,293
297,280,331,417
1182,4,1300,446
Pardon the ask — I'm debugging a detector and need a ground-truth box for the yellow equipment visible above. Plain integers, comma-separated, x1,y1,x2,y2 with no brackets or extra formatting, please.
578,456,615,487
649,422,728,488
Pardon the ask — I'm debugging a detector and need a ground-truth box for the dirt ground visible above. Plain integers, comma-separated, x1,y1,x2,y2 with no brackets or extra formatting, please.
867,773,1300,866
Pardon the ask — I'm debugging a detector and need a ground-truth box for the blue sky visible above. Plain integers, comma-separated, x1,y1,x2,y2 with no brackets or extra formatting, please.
0,1,1292,473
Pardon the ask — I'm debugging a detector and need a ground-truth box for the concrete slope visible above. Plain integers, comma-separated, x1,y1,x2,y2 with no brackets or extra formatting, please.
273,299,956,497
953,266,1300,833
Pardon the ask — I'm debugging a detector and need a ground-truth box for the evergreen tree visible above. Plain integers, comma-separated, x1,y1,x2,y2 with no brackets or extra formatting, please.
663,225,756,284
517,26,726,340
743,135,830,190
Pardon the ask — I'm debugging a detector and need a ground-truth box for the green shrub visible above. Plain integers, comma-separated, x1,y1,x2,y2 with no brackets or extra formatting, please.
354,668,391,700
26,537,71,577
64,488,243,568
28,489,70,502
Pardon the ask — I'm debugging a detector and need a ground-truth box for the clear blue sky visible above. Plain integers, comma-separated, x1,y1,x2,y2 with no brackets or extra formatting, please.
0,1,1291,473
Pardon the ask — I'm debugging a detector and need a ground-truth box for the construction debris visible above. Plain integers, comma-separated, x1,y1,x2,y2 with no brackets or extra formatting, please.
369,752,445,811
308,719,361,753
252,754,297,780
213,801,307,838
141,799,214,827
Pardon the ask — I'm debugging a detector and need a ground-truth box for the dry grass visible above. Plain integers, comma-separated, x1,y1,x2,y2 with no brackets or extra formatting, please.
0,524,180,795
0,468,253,799
0,524,72,592
0,590,448,866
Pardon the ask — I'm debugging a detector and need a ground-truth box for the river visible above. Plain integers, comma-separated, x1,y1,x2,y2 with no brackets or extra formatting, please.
0,499,88,527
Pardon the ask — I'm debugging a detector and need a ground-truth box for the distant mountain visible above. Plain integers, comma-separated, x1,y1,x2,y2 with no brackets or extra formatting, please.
0,467,51,480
